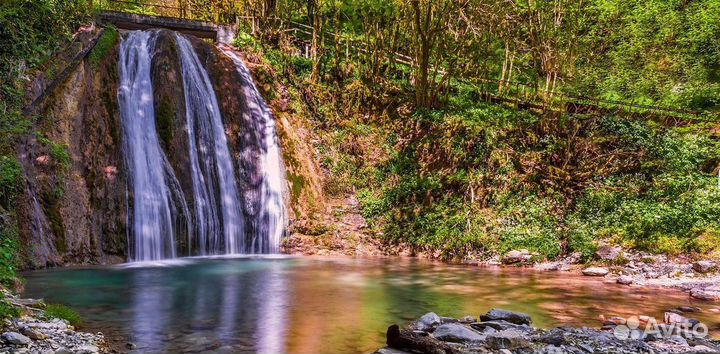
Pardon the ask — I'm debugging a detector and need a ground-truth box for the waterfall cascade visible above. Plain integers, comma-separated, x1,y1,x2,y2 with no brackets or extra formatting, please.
119,31,188,261
118,30,286,261
175,33,246,255
221,47,286,254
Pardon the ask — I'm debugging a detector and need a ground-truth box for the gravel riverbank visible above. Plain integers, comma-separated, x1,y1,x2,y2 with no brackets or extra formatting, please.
0,289,107,354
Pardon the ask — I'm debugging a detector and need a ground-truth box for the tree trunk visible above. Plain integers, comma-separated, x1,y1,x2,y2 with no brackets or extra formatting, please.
411,0,432,109
333,6,341,82
415,39,431,108
310,3,323,82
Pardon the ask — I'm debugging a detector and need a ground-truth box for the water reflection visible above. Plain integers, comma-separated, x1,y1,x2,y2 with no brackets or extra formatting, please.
21,257,720,354
122,259,291,353
255,262,288,354
129,271,172,352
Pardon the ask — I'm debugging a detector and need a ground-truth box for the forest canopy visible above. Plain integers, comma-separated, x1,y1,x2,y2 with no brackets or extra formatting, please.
133,0,720,112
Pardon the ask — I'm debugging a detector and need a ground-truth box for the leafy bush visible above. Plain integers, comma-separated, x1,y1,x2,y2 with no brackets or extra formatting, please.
0,298,19,320
232,30,257,50
496,197,563,259
690,228,720,256
0,224,18,288
0,156,22,208
44,304,81,326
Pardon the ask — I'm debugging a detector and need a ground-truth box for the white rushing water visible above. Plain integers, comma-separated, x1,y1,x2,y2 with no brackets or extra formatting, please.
175,33,246,255
221,47,287,254
119,30,190,261
118,30,285,261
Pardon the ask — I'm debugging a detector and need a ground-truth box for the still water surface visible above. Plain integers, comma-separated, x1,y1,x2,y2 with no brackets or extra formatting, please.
22,256,720,353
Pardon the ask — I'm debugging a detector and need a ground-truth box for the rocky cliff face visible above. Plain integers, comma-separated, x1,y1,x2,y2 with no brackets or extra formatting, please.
16,27,324,268
18,27,127,268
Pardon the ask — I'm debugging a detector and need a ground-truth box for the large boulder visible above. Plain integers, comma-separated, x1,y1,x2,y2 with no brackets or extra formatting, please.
582,267,609,276
19,326,46,340
413,312,441,332
502,250,532,264
617,275,633,285
480,309,532,326
485,329,530,350
1,332,31,345
471,320,533,333
595,246,623,261
432,323,485,343
690,288,720,301
692,261,715,274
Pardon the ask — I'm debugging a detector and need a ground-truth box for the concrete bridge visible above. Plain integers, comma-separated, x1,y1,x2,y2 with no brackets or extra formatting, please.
97,11,236,43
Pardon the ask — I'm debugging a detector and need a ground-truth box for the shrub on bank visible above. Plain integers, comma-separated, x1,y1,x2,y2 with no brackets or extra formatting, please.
44,304,81,327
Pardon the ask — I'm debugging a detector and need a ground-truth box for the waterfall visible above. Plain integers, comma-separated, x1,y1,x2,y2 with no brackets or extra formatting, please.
174,33,245,254
221,48,287,254
119,30,285,261
118,31,190,261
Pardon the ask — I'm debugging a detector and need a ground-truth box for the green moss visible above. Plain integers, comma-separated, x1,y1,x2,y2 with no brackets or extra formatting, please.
44,304,81,326
155,100,174,148
89,26,118,67
286,172,306,214
46,206,66,253
36,135,70,171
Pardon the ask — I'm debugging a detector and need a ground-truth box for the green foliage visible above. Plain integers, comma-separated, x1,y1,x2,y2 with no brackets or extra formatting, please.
44,304,81,326
0,224,19,288
690,229,720,256
577,0,720,111
351,84,720,260
290,56,313,78
232,30,257,50
88,25,118,67
496,197,563,258
0,156,22,208
0,297,19,320
0,0,89,92
0,101,31,154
